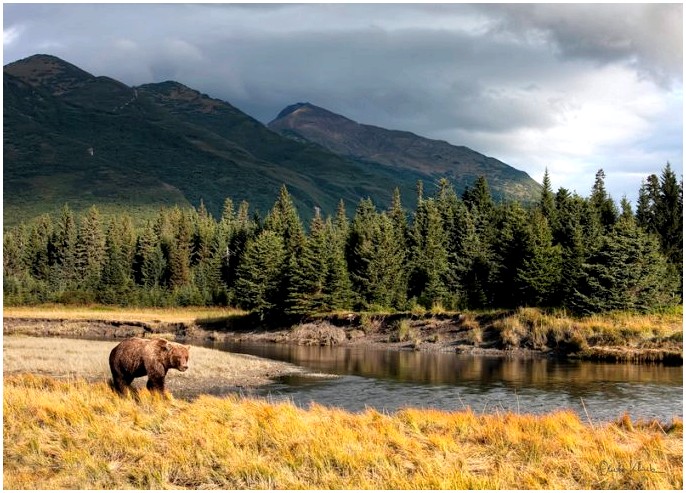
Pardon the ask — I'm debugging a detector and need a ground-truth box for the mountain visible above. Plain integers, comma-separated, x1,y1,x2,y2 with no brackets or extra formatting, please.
4,54,540,227
4,55,432,227
268,102,541,202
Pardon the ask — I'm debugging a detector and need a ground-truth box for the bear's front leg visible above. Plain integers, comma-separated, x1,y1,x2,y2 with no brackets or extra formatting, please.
146,363,167,393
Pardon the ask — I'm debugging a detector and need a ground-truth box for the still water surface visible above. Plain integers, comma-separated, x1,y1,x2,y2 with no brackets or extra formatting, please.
209,341,682,423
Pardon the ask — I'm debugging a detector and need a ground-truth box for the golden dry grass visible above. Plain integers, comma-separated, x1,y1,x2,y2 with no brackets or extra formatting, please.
491,307,682,361
3,374,682,490
3,304,246,325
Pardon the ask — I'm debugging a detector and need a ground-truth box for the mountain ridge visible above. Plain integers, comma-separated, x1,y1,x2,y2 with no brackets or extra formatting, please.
268,102,541,202
4,54,541,227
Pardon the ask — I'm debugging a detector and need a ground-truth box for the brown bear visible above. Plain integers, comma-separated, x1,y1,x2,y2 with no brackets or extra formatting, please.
109,337,190,395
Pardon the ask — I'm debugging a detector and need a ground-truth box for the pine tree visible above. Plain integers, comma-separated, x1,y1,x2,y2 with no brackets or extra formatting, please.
287,209,330,314
166,208,193,289
49,204,78,289
75,206,106,291
491,202,529,307
408,198,450,309
324,216,353,311
334,199,349,240
191,202,222,304
539,168,557,228
462,176,494,219
636,178,655,231
589,169,618,231
134,221,166,288
571,213,674,313
655,163,682,267
514,209,563,306
348,199,406,310
553,188,587,306
25,214,53,282
389,188,408,245
263,185,306,257
235,230,287,318
98,218,135,305
263,186,307,313
220,200,257,299
3,226,27,279
619,197,634,222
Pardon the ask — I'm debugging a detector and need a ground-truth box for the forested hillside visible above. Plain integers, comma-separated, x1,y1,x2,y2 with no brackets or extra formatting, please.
3,166,682,315
4,54,539,227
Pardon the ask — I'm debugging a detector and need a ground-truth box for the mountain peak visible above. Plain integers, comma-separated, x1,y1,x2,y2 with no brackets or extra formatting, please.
269,102,541,202
275,102,317,119
270,102,358,129
4,54,95,95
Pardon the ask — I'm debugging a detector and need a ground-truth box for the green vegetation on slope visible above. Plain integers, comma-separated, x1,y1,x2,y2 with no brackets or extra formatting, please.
3,165,682,318
5,54,503,228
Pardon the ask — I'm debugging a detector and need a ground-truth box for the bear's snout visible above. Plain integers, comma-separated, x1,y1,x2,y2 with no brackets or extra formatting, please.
179,364,189,372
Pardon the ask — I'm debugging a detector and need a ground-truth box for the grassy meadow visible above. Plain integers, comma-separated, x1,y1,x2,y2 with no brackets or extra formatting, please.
3,304,246,326
3,373,683,489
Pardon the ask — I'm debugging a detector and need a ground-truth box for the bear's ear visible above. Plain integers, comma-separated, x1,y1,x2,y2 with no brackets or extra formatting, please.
154,338,170,351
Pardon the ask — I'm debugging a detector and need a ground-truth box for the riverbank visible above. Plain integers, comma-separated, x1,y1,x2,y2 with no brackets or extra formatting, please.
3,335,304,398
3,373,682,489
4,305,682,363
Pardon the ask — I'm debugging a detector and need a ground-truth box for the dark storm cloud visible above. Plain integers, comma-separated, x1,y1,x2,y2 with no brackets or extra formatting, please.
479,3,682,87
3,3,682,201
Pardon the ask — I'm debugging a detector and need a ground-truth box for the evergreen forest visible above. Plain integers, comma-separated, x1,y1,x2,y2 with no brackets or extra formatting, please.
3,165,682,318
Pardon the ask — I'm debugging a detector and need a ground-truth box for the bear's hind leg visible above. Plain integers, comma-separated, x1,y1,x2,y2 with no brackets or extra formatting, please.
111,370,134,395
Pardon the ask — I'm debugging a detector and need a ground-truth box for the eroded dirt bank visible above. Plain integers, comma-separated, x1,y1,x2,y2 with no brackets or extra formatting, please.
4,308,682,364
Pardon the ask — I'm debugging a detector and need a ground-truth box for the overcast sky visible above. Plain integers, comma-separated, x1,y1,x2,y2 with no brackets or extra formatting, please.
3,2,683,204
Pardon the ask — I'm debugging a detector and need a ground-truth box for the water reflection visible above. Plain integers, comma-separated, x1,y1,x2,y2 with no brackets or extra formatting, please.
211,341,683,422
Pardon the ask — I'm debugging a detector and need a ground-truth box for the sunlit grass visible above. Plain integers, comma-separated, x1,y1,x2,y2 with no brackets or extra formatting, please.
3,304,247,325
490,307,682,361
3,374,682,490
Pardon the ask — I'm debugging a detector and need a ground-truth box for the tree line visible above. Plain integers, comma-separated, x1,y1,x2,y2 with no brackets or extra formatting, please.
3,165,682,316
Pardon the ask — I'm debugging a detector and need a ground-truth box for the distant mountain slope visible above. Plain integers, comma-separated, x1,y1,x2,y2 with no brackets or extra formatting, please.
3,55,427,226
4,54,540,228
268,102,541,202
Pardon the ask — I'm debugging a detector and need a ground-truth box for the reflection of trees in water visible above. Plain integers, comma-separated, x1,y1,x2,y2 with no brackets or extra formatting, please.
220,342,682,394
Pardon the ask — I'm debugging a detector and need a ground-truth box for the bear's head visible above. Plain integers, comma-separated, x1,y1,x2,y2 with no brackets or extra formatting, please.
156,339,190,372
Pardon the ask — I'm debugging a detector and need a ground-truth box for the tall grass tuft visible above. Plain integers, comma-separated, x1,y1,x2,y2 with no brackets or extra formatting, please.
3,374,682,490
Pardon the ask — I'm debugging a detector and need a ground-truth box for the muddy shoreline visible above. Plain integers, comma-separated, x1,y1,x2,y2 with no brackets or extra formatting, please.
4,313,682,364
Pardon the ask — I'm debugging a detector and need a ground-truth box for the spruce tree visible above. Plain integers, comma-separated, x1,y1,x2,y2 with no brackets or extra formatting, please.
589,169,618,231
491,202,529,307
235,230,287,318
75,206,106,291
49,204,78,290
26,214,53,282
408,198,451,309
553,188,587,306
287,209,330,315
191,202,222,304
167,208,193,289
348,199,406,310
324,216,353,311
98,218,135,305
655,163,682,267
134,221,166,288
514,209,563,306
539,168,557,229
572,214,674,313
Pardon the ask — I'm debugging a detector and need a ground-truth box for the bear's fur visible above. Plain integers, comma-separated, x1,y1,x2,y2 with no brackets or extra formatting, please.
109,337,190,394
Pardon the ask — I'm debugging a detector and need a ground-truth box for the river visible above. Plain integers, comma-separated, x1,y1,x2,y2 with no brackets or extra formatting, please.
206,341,683,423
